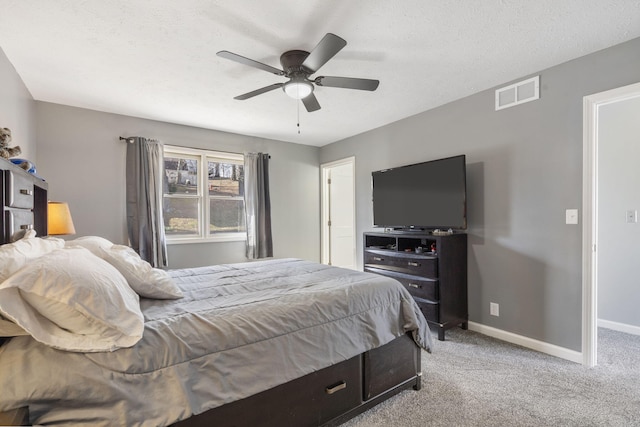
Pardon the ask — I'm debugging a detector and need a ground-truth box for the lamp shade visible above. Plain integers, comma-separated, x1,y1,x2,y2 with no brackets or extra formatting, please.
48,201,76,235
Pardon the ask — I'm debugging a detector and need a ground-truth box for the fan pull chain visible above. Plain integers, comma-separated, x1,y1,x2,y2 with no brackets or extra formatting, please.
297,99,301,134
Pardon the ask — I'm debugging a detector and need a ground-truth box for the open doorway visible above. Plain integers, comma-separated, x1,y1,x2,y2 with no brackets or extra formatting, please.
582,81,640,366
321,157,356,269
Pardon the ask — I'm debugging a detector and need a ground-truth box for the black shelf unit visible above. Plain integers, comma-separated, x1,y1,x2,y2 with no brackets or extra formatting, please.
363,231,467,340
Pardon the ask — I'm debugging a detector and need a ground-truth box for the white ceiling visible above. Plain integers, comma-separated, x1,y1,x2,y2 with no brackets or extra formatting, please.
1,1,639,147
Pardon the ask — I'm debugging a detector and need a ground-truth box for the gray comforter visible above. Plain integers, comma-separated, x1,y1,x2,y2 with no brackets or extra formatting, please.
0,258,432,426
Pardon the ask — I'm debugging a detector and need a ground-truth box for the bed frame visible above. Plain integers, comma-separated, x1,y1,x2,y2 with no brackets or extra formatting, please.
172,333,422,427
0,334,421,426
0,159,425,426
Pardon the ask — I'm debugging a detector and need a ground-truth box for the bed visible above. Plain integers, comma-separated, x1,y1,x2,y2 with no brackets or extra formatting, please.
0,159,432,426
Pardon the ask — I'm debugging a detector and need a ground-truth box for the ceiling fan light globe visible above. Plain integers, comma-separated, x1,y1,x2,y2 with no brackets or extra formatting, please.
283,80,313,99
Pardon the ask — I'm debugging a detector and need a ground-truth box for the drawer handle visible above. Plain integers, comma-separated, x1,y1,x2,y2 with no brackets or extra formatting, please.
408,261,420,267
325,381,347,395
19,189,33,196
409,283,421,289
20,224,34,230
373,256,384,261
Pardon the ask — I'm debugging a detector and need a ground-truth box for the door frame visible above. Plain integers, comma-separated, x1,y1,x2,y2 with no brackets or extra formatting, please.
582,81,640,367
321,157,356,266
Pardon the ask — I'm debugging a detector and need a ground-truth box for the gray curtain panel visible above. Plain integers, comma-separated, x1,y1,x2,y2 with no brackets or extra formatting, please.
126,137,168,267
244,152,273,259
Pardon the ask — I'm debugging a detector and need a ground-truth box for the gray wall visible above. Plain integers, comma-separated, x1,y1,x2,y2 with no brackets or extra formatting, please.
4,35,640,351
35,102,320,268
0,48,36,160
598,96,640,327
320,37,640,352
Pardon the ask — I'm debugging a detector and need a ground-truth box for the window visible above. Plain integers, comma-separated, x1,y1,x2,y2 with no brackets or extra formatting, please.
163,146,245,243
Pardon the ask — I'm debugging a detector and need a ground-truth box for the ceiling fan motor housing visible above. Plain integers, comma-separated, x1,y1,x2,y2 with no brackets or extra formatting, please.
280,50,311,76
280,50,314,99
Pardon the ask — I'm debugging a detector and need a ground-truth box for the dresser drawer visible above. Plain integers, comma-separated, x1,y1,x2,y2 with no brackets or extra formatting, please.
396,277,438,301
5,209,34,241
417,299,440,323
394,256,437,278
6,170,35,209
364,251,437,278
196,353,362,427
364,250,393,265
289,354,362,425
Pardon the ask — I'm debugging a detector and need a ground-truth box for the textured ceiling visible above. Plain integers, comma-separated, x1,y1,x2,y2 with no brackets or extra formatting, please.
1,1,639,147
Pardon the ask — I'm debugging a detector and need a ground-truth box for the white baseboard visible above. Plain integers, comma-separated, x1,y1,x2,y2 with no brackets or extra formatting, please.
598,319,640,336
467,321,583,364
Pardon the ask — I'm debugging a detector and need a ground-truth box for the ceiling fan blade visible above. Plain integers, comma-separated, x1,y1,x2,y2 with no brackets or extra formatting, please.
302,93,321,112
234,83,284,100
217,51,284,76
301,33,347,74
315,76,379,91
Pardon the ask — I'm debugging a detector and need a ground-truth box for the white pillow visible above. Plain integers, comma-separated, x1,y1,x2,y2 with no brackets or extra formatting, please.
99,245,183,300
0,235,65,283
64,235,114,256
0,247,144,352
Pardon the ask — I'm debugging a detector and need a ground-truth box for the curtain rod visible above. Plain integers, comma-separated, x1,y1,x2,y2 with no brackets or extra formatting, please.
120,137,270,158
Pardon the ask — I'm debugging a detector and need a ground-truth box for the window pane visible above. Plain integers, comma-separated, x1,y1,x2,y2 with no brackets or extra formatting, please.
164,197,199,235
210,199,246,233
164,156,198,195
208,161,244,197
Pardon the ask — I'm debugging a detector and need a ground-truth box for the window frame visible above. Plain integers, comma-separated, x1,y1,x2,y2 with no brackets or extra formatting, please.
163,145,246,244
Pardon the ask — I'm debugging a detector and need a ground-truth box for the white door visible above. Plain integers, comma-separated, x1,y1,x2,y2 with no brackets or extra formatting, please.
322,158,355,269
582,81,640,366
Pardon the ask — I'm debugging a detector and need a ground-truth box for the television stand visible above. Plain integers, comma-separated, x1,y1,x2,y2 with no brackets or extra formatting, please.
363,231,467,341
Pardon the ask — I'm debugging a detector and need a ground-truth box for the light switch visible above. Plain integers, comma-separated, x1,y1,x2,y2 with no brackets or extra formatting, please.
626,210,638,223
566,209,579,225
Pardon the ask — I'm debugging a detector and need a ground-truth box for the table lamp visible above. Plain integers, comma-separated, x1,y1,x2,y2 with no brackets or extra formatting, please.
47,201,76,236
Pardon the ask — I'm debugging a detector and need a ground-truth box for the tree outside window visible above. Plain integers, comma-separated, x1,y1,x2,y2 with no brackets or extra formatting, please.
207,159,245,234
163,146,245,242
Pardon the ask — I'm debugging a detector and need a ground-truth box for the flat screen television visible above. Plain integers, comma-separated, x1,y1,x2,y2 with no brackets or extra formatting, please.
372,154,467,230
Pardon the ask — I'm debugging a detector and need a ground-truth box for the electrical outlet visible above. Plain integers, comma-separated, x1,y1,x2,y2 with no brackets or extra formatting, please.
490,302,499,317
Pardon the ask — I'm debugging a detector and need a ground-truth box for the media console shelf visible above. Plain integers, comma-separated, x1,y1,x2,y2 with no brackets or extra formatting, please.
363,231,467,341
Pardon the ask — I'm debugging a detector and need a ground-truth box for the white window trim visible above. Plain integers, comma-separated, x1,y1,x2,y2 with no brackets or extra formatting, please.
164,145,247,244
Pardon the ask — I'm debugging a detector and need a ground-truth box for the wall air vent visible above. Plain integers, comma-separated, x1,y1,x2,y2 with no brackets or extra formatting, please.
495,75,540,111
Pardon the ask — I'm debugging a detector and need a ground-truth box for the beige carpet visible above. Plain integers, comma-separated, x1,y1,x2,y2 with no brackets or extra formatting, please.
341,328,640,427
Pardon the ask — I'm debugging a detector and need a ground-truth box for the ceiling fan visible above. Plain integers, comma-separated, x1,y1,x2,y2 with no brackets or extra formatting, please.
217,33,379,112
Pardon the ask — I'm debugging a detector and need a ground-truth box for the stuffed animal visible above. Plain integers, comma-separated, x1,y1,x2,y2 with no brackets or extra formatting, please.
0,128,22,159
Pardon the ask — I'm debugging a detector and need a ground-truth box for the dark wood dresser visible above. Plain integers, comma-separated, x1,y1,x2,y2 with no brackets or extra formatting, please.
1,158,48,243
363,231,467,340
